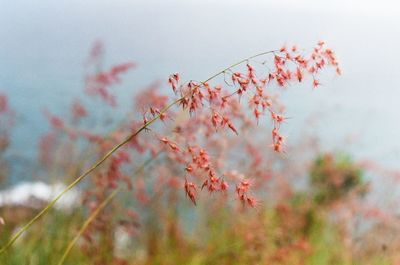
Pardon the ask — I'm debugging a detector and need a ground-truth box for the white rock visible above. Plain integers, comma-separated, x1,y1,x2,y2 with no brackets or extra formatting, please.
0,181,80,210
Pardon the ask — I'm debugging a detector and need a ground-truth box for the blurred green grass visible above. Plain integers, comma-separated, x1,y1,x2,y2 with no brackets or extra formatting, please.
0,201,391,265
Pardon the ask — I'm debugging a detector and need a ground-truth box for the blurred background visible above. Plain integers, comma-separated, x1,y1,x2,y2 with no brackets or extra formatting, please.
1,0,400,264
1,0,400,173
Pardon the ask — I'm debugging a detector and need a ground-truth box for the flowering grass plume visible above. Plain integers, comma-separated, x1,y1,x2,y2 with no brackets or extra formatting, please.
0,41,340,256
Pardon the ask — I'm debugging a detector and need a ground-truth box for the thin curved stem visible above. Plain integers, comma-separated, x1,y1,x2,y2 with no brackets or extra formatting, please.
57,153,159,265
57,188,118,265
0,100,178,255
0,49,276,255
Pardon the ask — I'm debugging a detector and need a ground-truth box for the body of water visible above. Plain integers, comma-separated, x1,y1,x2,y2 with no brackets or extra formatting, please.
1,0,400,184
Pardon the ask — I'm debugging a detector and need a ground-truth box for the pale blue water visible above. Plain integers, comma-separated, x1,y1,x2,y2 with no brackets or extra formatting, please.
1,0,400,185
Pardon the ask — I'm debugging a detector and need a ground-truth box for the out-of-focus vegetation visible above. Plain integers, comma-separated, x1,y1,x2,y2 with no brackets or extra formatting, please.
0,152,395,265
310,153,367,204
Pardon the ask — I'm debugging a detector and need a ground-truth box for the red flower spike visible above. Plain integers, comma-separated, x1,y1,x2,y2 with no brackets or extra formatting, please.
271,142,283,153
173,73,180,82
201,179,209,191
185,164,193,173
296,67,303,82
247,197,259,208
220,180,229,191
184,178,197,205
254,109,262,123
313,79,320,88
168,142,180,152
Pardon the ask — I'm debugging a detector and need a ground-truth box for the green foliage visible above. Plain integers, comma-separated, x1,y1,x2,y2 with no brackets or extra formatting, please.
0,210,89,265
310,153,365,204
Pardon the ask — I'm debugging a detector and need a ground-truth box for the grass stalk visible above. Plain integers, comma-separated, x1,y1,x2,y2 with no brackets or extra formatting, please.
0,49,276,255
